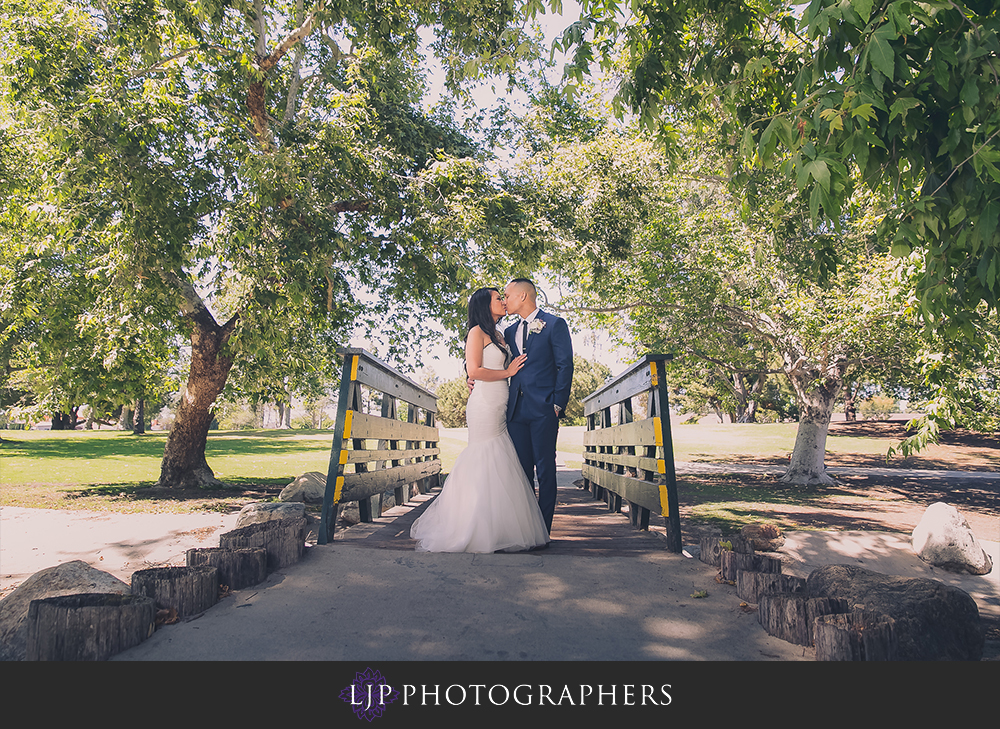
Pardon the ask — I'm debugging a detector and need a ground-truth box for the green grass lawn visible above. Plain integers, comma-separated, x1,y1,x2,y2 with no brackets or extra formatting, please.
1,429,336,486
2,421,992,520
0,420,943,497
0,428,479,512
555,422,904,462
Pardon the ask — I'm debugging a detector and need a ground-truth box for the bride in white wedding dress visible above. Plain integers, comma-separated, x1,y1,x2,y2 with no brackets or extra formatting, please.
410,288,550,553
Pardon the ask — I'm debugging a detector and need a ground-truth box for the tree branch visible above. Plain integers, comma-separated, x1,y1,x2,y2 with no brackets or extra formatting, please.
927,126,1000,199
282,18,307,126
157,267,220,332
130,46,233,79
257,1,325,74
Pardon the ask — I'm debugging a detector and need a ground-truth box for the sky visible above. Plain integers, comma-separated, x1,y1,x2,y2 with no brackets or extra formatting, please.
347,2,633,385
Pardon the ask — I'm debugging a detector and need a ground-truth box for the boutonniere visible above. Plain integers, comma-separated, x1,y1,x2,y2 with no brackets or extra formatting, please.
528,319,545,335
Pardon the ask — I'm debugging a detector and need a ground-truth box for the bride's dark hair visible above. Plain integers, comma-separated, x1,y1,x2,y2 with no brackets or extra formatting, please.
467,287,506,353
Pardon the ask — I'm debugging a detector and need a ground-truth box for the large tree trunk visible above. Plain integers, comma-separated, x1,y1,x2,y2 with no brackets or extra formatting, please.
277,401,291,429
119,405,132,431
781,360,844,486
843,381,858,422
156,271,238,488
132,397,145,434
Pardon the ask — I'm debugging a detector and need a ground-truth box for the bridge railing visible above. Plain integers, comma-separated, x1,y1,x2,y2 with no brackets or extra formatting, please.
318,348,441,545
581,354,682,552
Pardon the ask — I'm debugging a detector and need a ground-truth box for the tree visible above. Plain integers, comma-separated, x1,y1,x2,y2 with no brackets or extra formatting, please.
2,0,547,486
435,376,470,427
552,0,1000,447
557,0,999,316
527,109,925,484
563,355,610,425
0,233,178,430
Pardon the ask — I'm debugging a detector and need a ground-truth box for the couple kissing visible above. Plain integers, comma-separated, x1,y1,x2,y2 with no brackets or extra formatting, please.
410,279,574,553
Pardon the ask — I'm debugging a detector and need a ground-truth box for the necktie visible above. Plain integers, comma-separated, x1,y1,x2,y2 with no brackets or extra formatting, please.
521,320,529,354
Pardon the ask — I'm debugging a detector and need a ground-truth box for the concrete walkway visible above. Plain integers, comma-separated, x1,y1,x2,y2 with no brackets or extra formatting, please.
109,467,998,662
3,455,996,661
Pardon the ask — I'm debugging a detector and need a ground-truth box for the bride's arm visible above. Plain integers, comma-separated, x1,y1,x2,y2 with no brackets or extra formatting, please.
465,327,526,382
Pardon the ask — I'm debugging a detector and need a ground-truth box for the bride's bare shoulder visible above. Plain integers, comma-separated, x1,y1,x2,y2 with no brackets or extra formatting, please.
472,325,496,342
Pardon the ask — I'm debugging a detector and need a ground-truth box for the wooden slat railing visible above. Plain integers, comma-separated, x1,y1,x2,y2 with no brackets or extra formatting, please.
581,354,682,552
318,348,440,544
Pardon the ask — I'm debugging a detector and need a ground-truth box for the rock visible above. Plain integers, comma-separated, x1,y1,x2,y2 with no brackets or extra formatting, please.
236,502,306,528
806,564,983,661
338,501,361,526
0,561,130,661
235,502,313,542
279,472,327,503
741,523,785,552
911,502,994,576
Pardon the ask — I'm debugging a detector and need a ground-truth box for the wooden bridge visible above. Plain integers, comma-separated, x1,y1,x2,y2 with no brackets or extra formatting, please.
318,349,682,555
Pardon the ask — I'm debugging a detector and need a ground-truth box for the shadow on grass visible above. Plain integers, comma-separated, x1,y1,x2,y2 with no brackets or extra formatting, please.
0,430,334,460
60,479,288,510
677,471,1000,535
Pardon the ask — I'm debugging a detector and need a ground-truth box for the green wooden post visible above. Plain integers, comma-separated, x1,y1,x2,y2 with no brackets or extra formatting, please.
650,358,682,553
319,352,361,545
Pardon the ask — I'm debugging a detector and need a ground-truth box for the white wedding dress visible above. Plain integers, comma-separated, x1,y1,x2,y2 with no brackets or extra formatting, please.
410,341,550,553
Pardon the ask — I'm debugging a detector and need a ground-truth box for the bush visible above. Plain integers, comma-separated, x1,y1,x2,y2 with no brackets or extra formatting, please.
435,377,469,428
291,415,314,429
216,408,259,430
859,395,897,420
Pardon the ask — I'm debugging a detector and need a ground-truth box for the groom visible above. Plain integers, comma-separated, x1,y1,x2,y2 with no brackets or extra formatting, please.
503,278,574,535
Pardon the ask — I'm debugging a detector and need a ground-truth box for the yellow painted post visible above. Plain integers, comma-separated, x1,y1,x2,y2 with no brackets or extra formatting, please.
319,353,360,545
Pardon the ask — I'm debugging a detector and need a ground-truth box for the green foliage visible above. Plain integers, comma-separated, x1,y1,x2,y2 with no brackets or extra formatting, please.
563,355,611,424
858,394,898,420
547,1,1000,450
530,113,923,412
435,376,470,428
558,1,1000,324
1,0,548,481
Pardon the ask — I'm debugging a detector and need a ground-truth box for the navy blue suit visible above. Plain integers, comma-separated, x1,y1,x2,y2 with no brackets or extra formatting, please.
504,310,574,533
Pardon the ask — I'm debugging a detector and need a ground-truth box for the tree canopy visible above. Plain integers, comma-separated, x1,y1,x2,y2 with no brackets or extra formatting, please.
511,79,930,482
555,0,999,327
1,0,548,484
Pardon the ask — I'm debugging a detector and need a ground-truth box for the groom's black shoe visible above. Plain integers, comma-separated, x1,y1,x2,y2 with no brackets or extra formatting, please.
528,542,550,552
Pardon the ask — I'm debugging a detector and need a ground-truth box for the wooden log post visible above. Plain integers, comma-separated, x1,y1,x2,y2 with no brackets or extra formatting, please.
720,552,782,582
702,532,757,569
737,573,807,604
757,594,851,646
814,610,898,661
25,593,156,661
130,566,219,617
700,532,724,567
220,518,306,571
186,547,267,591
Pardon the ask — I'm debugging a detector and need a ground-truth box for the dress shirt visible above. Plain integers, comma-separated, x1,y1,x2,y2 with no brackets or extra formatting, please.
518,308,540,353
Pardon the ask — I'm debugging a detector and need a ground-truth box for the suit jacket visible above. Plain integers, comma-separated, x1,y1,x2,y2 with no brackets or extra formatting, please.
504,309,574,422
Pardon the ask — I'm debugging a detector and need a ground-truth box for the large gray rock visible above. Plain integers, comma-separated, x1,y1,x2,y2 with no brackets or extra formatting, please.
235,502,318,542
911,502,994,575
807,564,983,661
0,561,130,661
235,502,306,528
278,472,327,504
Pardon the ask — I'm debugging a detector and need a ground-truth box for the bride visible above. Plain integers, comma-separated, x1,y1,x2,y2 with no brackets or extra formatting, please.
410,287,550,553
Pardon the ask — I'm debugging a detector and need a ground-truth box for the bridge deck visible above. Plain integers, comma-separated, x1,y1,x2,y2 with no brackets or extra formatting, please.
328,467,680,556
